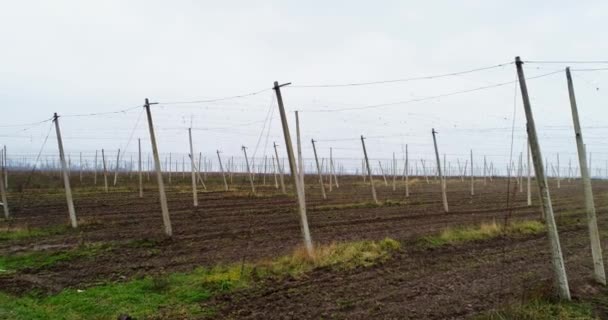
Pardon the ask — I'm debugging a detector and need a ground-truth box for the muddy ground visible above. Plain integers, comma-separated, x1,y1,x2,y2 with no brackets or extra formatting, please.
1,171,607,319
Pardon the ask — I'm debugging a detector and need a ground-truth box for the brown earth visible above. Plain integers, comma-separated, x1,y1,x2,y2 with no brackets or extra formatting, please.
1,171,607,319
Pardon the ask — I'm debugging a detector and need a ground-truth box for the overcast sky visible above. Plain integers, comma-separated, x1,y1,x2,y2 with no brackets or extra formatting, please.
1,1,607,175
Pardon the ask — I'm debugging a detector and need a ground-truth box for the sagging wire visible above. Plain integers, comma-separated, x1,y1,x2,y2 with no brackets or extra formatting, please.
291,62,513,88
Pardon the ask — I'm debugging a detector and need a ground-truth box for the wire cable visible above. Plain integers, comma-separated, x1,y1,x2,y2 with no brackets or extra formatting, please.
158,88,273,105
291,62,513,88
303,70,562,113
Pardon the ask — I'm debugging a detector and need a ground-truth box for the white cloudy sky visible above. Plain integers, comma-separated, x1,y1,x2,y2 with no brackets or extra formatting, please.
1,1,607,175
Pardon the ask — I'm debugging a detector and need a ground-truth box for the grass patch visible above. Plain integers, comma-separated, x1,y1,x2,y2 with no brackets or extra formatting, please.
314,200,405,211
420,220,545,248
0,225,69,242
257,238,401,277
0,243,110,274
478,298,597,320
0,238,401,319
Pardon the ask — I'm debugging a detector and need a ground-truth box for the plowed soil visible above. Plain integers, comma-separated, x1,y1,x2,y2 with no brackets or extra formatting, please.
2,172,607,319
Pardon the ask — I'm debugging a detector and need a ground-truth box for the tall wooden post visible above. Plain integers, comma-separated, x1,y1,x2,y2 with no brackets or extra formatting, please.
432,129,449,212
329,149,333,192
516,57,570,299
566,67,606,285
273,142,286,194
272,155,279,189
405,144,409,197
184,129,197,206
113,149,120,186
311,139,327,200
79,152,83,183
102,149,108,192
94,150,98,185
527,140,532,206
0,161,8,218
2,146,6,188
296,111,304,186
144,99,172,237
470,150,475,196
138,139,143,198
557,153,561,189
273,81,313,256
217,150,229,191
361,135,379,204
53,113,77,228
242,146,255,194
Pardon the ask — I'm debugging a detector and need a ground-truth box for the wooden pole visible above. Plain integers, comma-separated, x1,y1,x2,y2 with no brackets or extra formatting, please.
566,66,606,285
94,150,98,185
470,150,474,196
113,149,120,186
242,146,255,194
138,138,143,198
516,57,570,299
144,99,172,237
188,128,198,206
53,113,77,228
102,149,108,192
329,149,333,192
273,142,286,194
0,160,8,218
217,150,229,191
79,152,83,183
557,153,561,189
527,140,532,206
273,81,314,256
311,139,327,200
296,111,304,186
432,129,448,212
361,135,379,204
272,155,279,189
378,161,388,186
405,144,409,197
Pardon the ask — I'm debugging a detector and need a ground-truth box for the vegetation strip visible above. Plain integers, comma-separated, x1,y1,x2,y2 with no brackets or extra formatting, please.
0,238,400,319
419,220,545,248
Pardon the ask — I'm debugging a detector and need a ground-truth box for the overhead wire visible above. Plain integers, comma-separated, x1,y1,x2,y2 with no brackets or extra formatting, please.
290,61,513,88
302,69,563,113
157,88,273,105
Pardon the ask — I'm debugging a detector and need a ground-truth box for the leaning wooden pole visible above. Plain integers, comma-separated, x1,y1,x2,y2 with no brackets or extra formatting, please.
273,81,313,256
527,140,532,206
188,128,198,206
470,149,475,196
217,150,229,191
138,138,143,198
361,135,379,204
273,142,286,194
516,57,570,299
311,139,327,200
242,146,256,194
296,111,304,186
144,99,172,237
432,129,448,212
102,149,108,192
0,162,8,218
566,66,606,285
53,113,77,228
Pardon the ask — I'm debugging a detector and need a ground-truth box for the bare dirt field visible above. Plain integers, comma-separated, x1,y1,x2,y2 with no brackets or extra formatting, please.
2,171,607,319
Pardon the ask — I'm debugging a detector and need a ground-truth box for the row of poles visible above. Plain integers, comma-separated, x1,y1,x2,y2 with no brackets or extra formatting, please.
0,58,604,301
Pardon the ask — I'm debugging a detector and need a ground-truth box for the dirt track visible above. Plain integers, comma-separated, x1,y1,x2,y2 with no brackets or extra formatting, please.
1,172,607,319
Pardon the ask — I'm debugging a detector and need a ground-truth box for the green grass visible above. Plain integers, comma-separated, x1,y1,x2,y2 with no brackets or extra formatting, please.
0,225,69,242
314,200,406,212
478,299,597,320
420,220,545,248
0,238,401,319
0,243,110,274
